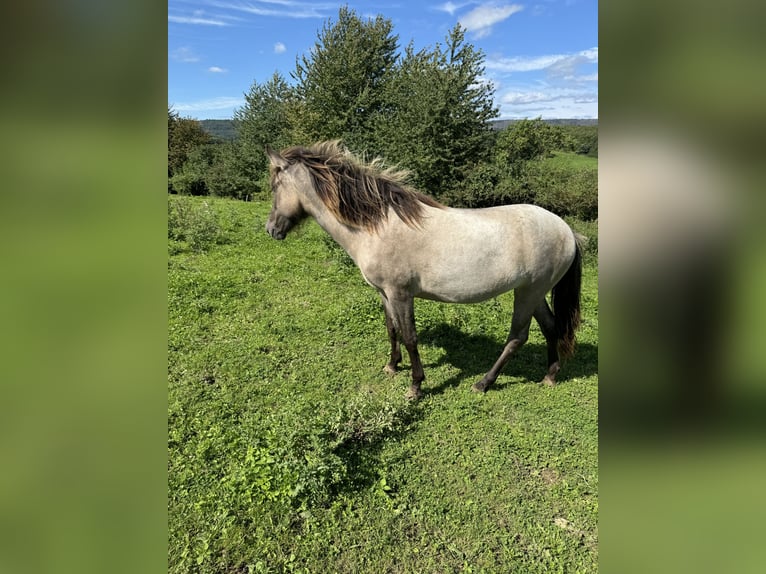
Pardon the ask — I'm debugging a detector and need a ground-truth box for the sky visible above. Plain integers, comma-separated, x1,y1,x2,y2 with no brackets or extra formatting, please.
168,1,597,120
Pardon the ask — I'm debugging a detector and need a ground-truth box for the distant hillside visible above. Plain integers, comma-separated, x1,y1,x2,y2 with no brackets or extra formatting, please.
200,118,597,140
199,119,240,142
490,118,598,131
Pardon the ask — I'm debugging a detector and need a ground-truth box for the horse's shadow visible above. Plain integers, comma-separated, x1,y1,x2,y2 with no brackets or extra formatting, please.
328,324,597,499
417,323,598,396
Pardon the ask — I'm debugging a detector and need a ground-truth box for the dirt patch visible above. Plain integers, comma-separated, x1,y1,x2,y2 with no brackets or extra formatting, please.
541,467,559,485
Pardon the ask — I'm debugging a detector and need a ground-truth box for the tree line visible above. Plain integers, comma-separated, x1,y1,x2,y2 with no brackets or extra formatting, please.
168,7,597,220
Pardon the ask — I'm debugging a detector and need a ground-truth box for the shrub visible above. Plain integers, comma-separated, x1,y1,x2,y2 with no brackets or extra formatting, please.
169,172,208,196
525,162,598,220
559,124,599,157
495,118,572,165
443,162,501,208
169,143,265,200
443,157,597,220
168,196,223,252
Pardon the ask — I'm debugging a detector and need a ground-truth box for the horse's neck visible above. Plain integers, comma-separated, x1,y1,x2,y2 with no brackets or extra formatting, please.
304,195,366,262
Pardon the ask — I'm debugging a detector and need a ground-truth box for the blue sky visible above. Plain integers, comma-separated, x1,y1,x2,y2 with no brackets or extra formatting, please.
168,1,597,120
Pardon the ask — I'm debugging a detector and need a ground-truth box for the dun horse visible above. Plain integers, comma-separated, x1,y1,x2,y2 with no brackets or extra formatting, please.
266,141,583,400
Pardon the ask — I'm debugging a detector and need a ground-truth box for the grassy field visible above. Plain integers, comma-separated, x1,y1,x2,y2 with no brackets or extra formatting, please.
542,151,598,171
168,196,598,573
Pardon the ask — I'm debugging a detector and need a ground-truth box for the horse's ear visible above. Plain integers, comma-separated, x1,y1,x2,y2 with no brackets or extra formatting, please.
266,146,288,170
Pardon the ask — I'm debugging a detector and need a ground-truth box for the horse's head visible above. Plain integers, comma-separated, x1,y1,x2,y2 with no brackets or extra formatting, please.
265,147,307,240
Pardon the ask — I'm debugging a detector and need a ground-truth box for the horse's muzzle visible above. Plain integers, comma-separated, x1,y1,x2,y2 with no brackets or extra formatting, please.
265,222,285,240
266,217,292,240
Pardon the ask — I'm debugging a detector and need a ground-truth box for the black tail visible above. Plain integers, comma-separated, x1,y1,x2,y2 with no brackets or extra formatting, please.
552,234,583,359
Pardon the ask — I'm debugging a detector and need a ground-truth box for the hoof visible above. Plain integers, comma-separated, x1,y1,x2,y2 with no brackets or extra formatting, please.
540,376,557,387
405,386,423,401
472,379,490,393
383,363,398,376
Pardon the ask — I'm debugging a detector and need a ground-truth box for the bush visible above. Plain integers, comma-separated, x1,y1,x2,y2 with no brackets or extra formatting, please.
443,157,597,220
525,162,598,220
169,172,208,196
495,118,573,165
442,162,502,208
169,143,265,200
559,124,598,157
443,162,534,208
168,196,223,252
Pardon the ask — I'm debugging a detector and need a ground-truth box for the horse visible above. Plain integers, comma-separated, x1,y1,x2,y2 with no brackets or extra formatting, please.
265,140,583,400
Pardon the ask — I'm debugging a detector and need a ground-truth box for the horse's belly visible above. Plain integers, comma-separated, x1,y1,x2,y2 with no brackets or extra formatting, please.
415,273,517,304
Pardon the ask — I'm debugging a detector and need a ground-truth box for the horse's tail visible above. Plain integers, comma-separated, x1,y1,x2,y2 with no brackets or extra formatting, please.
552,232,584,359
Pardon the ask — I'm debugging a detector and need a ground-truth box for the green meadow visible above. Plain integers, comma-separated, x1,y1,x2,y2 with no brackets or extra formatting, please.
168,196,598,573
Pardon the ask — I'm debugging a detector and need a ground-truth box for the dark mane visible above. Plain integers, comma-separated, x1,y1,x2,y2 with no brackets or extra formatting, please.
279,140,443,231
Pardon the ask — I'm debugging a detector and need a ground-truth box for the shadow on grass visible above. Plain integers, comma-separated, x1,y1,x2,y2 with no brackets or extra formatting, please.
418,323,598,397
327,323,597,498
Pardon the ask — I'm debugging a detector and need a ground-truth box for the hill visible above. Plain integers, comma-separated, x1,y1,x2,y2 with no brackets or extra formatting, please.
199,119,239,142
490,118,598,131
200,118,598,140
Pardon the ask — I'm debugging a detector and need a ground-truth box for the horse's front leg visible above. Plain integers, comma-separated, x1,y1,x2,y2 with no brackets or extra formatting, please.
381,298,402,375
388,295,424,400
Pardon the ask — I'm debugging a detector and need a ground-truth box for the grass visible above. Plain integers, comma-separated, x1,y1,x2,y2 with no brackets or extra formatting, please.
543,151,599,171
168,196,598,573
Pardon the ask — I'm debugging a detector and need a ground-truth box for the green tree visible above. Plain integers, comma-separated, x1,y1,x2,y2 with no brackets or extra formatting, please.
168,106,212,180
234,72,295,177
560,124,598,157
494,118,570,167
374,25,498,196
292,6,399,150
170,142,261,200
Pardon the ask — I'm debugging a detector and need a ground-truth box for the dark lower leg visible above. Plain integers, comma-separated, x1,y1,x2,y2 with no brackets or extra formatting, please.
393,298,424,400
403,339,425,400
383,312,402,375
534,302,560,386
473,291,537,393
541,356,560,386
472,337,526,392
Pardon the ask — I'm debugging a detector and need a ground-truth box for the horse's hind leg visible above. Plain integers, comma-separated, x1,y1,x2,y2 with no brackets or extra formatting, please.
534,300,560,386
472,288,538,393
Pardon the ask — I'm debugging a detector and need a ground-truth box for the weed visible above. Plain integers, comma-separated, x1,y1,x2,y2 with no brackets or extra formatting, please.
168,196,224,252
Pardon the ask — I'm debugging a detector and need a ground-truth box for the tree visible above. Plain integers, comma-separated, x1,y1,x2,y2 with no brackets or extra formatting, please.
292,6,399,150
168,106,212,180
170,142,261,199
494,118,571,168
374,25,498,196
234,72,295,177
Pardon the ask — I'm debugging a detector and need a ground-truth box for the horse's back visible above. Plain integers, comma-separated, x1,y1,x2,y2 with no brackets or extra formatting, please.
435,203,575,261
386,203,578,303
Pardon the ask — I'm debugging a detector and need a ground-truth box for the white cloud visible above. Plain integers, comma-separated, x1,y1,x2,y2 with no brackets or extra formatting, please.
486,47,598,74
168,15,229,26
459,4,524,38
545,48,598,79
209,1,333,19
501,88,595,105
487,46,598,118
496,86,598,118
501,91,559,105
208,66,228,73
436,1,471,15
170,47,200,63
579,47,598,61
487,54,562,73
174,97,244,114
274,42,287,54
